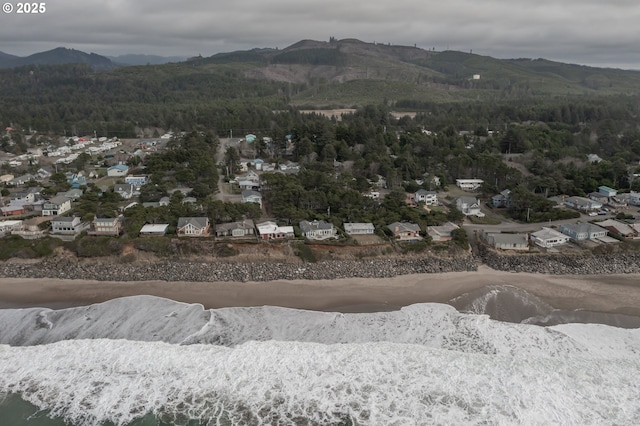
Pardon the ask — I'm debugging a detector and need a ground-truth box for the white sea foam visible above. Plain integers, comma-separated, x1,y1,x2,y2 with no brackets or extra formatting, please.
1,338,640,425
2,297,640,425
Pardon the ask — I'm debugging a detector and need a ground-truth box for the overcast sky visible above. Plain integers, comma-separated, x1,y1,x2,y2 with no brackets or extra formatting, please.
1,0,639,69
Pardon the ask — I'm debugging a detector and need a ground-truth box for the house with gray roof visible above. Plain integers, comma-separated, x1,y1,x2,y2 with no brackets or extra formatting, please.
456,196,484,217
299,220,337,240
215,220,255,238
427,222,459,242
485,232,529,251
42,195,72,216
343,222,375,235
241,190,262,208
530,227,570,248
177,217,210,237
387,222,422,242
51,216,88,236
114,183,135,199
559,223,608,241
413,189,438,206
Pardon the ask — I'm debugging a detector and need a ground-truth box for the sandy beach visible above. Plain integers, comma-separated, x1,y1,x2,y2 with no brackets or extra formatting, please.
1,265,640,316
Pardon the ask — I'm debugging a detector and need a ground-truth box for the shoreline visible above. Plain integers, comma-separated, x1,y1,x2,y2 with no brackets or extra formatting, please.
3,266,640,317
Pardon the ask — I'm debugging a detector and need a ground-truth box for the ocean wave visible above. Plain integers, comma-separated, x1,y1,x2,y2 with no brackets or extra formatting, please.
1,339,640,425
0,295,597,356
2,295,640,424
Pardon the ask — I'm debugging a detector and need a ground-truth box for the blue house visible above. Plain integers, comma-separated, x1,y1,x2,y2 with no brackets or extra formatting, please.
67,174,87,189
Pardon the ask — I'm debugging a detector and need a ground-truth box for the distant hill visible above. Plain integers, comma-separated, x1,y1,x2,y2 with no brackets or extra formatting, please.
108,54,188,66
193,38,640,100
0,47,116,70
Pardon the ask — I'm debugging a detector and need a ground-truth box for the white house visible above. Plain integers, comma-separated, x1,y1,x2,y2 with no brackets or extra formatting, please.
42,195,72,216
456,196,484,217
256,221,295,239
625,191,640,206
299,220,337,240
176,217,210,237
241,190,262,208
51,216,88,235
456,179,484,191
107,164,129,177
530,227,570,248
564,196,602,212
413,189,438,205
0,220,22,235
343,222,375,235
139,223,169,236
113,183,135,199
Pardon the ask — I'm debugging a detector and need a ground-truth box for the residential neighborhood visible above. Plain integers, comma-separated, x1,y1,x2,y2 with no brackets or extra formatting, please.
1,129,640,261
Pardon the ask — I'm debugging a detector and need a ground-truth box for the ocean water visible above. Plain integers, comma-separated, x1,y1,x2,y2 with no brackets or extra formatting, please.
1,287,640,425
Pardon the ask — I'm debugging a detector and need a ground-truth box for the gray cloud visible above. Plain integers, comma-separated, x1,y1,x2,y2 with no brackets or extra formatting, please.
0,0,638,69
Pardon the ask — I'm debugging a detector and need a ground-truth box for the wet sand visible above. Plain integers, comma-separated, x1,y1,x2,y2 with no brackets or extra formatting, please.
2,266,640,316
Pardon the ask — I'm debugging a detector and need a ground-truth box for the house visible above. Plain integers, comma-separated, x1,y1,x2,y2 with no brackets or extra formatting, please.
36,168,51,180
1,203,27,216
559,223,608,241
598,186,617,197
626,191,640,206
139,223,169,236
588,192,608,205
236,170,261,190
413,189,438,206
253,158,265,170
427,222,459,242
343,222,375,235
299,220,337,240
9,174,36,187
456,196,484,217
91,217,122,236
42,195,72,216
114,183,135,199
530,227,571,248
124,175,149,189
388,222,422,241
491,189,512,208
456,179,484,191
11,218,46,239
215,220,255,238
596,219,638,239
0,220,22,235
51,216,88,235
256,221,295,239
241,190,262,208
67,174,87,189
485,232,529,251
107,164,129,177
564,196,602,212
62,188,83,201
9,188,41,204
177,217,210,237
0,174,14,184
